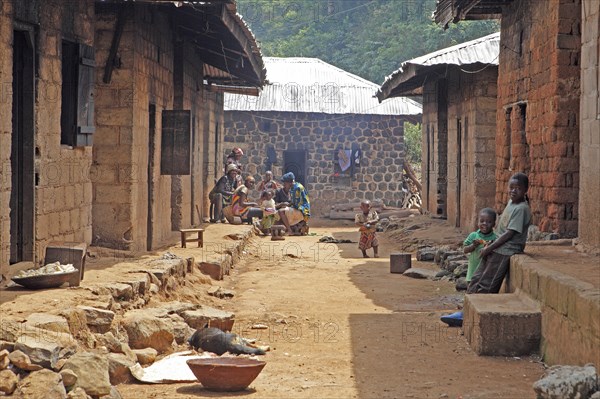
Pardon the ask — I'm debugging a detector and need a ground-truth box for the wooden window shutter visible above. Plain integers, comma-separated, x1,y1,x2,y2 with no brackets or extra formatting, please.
161,110,192,175
76,43,95,146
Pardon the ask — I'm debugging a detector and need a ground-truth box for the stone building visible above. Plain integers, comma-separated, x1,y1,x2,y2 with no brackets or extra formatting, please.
435,0,582,237
0,0,264,278
378,33,499,231
223,57,422,215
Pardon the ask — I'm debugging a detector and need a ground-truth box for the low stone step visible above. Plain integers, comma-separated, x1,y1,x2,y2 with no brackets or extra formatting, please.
463,293,541,356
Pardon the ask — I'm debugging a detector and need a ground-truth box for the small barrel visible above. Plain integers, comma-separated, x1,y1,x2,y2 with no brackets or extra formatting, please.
390,253,411,274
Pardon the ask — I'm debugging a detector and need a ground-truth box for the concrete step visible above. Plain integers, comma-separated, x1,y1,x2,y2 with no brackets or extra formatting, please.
463,293,541,356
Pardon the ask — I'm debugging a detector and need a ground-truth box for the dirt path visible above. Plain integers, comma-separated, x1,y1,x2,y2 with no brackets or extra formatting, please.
119,225,545,399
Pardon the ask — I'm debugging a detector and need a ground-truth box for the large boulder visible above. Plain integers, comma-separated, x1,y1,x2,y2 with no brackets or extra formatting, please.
533,364,598,399
62,352,111,397
25,313,70,334
120,311,174,353
0,369,18,395
15,328,77,369
107,353,135,385
14,369,67,399
77,306,115,334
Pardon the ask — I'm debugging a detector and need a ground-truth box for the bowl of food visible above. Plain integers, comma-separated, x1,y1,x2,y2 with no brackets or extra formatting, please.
11,270,80,289
186,358,266,391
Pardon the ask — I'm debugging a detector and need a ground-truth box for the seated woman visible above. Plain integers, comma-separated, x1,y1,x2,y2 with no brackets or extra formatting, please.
274,172,311,236
208,164,238,223
223,176,264,224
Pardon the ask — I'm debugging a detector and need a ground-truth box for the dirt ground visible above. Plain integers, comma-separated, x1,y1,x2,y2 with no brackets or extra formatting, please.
111,217,546,399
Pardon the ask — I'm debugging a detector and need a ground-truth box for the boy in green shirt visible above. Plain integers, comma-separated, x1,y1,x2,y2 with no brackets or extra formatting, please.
463,208,497,282
441,207,497,327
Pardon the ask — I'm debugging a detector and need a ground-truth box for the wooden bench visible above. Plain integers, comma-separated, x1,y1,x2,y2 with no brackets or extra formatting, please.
180,228,204,248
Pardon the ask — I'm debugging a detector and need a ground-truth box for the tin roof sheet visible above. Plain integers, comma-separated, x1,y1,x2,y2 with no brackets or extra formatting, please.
377,32,499,100
225,57,422,115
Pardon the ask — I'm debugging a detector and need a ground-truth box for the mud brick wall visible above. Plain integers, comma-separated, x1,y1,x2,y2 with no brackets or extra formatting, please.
224,111,419,215
495,0,581,236
579,0,600,252
0,0,96,270
0,0,13,269
94,5,223,251
445,67,498,231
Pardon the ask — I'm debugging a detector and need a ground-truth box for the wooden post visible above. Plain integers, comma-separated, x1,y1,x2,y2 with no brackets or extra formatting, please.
390,253,411,274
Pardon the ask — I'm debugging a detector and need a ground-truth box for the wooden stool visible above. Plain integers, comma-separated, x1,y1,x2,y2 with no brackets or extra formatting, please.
180,228,204,248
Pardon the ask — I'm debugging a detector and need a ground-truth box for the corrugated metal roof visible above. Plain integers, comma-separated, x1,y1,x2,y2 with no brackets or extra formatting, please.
225,57,422,115
377,32,499,101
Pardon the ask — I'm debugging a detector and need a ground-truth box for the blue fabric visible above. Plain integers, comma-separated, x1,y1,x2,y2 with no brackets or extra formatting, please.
281,172,295,182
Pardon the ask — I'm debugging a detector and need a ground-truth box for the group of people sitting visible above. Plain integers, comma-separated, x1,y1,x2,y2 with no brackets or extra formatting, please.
208,148,311,237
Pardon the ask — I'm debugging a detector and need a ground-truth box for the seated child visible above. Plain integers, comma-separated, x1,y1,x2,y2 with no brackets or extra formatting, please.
355,200,379,258
441,207,498,327
259,190,277,232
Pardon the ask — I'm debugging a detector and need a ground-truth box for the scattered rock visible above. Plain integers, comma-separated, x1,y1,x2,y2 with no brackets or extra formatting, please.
416,247,436,261
532,364,598,399
181,306,235,331
199,262,223,281
77,306,115,334
62,352,111,397
15,327,78,369
131,348,157,365
0,340,14,352
251,324,268,330
452,263,468,278
168,314,194,345
403,268,438,280
59,368,78,388
0,369,18,395
8,349,43,371
107,353,135,385
207,286,235,299
14,369,67,399
120,311,174,353
455,277,468,291
25,313,71,334
435,270,452,278
99,385,123,399
67,387,92,399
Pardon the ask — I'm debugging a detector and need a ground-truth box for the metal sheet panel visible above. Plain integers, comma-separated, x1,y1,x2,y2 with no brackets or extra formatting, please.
224,57,422,116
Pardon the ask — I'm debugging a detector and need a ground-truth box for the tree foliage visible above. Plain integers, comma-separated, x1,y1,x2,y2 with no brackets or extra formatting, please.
238,0,499,84
404,122,422,164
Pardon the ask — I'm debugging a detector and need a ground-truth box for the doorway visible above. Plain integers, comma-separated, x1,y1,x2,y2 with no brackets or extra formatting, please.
10,29,35,264
283,150,307,187
146,104,156,251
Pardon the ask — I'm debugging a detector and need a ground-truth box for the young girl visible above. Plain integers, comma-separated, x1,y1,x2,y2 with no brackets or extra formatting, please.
259,190,277,231
467,172,532,294
355,200,379,258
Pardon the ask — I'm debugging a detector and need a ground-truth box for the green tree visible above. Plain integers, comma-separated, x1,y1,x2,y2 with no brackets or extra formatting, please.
404,121,422,165
239,0,499,83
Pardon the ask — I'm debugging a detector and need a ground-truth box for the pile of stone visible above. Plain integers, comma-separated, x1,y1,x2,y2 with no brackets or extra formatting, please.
0,301,235,398
415,246,469,290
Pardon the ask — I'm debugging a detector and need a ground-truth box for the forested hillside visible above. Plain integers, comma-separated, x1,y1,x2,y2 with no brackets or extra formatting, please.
238,0,499,84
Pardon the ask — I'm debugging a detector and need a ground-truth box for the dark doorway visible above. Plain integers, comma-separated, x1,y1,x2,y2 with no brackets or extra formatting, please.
10,29,35,264
283,150,307,187
456,118,462,228
147,104,156,251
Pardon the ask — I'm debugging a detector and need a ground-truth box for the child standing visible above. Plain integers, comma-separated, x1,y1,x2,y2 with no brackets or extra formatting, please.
468,172,532,294
441,208,497,327
355,200,379,258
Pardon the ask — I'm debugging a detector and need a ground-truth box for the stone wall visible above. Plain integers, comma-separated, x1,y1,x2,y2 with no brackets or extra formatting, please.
224,111,419,215
0,0,96,274
579,0,600,252
94,4,223,251
496,0,581,236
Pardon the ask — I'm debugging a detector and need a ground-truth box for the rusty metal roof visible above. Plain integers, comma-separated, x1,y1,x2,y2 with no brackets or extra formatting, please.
98,0,265,88
377,32,499,101
224,57,422,116
434,0,511,29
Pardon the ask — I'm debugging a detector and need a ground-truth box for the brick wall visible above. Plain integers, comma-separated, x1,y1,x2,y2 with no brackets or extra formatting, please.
0,0,13,270
579,0,600,252
224,111,419,215
0,0,96,271
496,0,581,236
94,5,223,250
446,67,498,231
